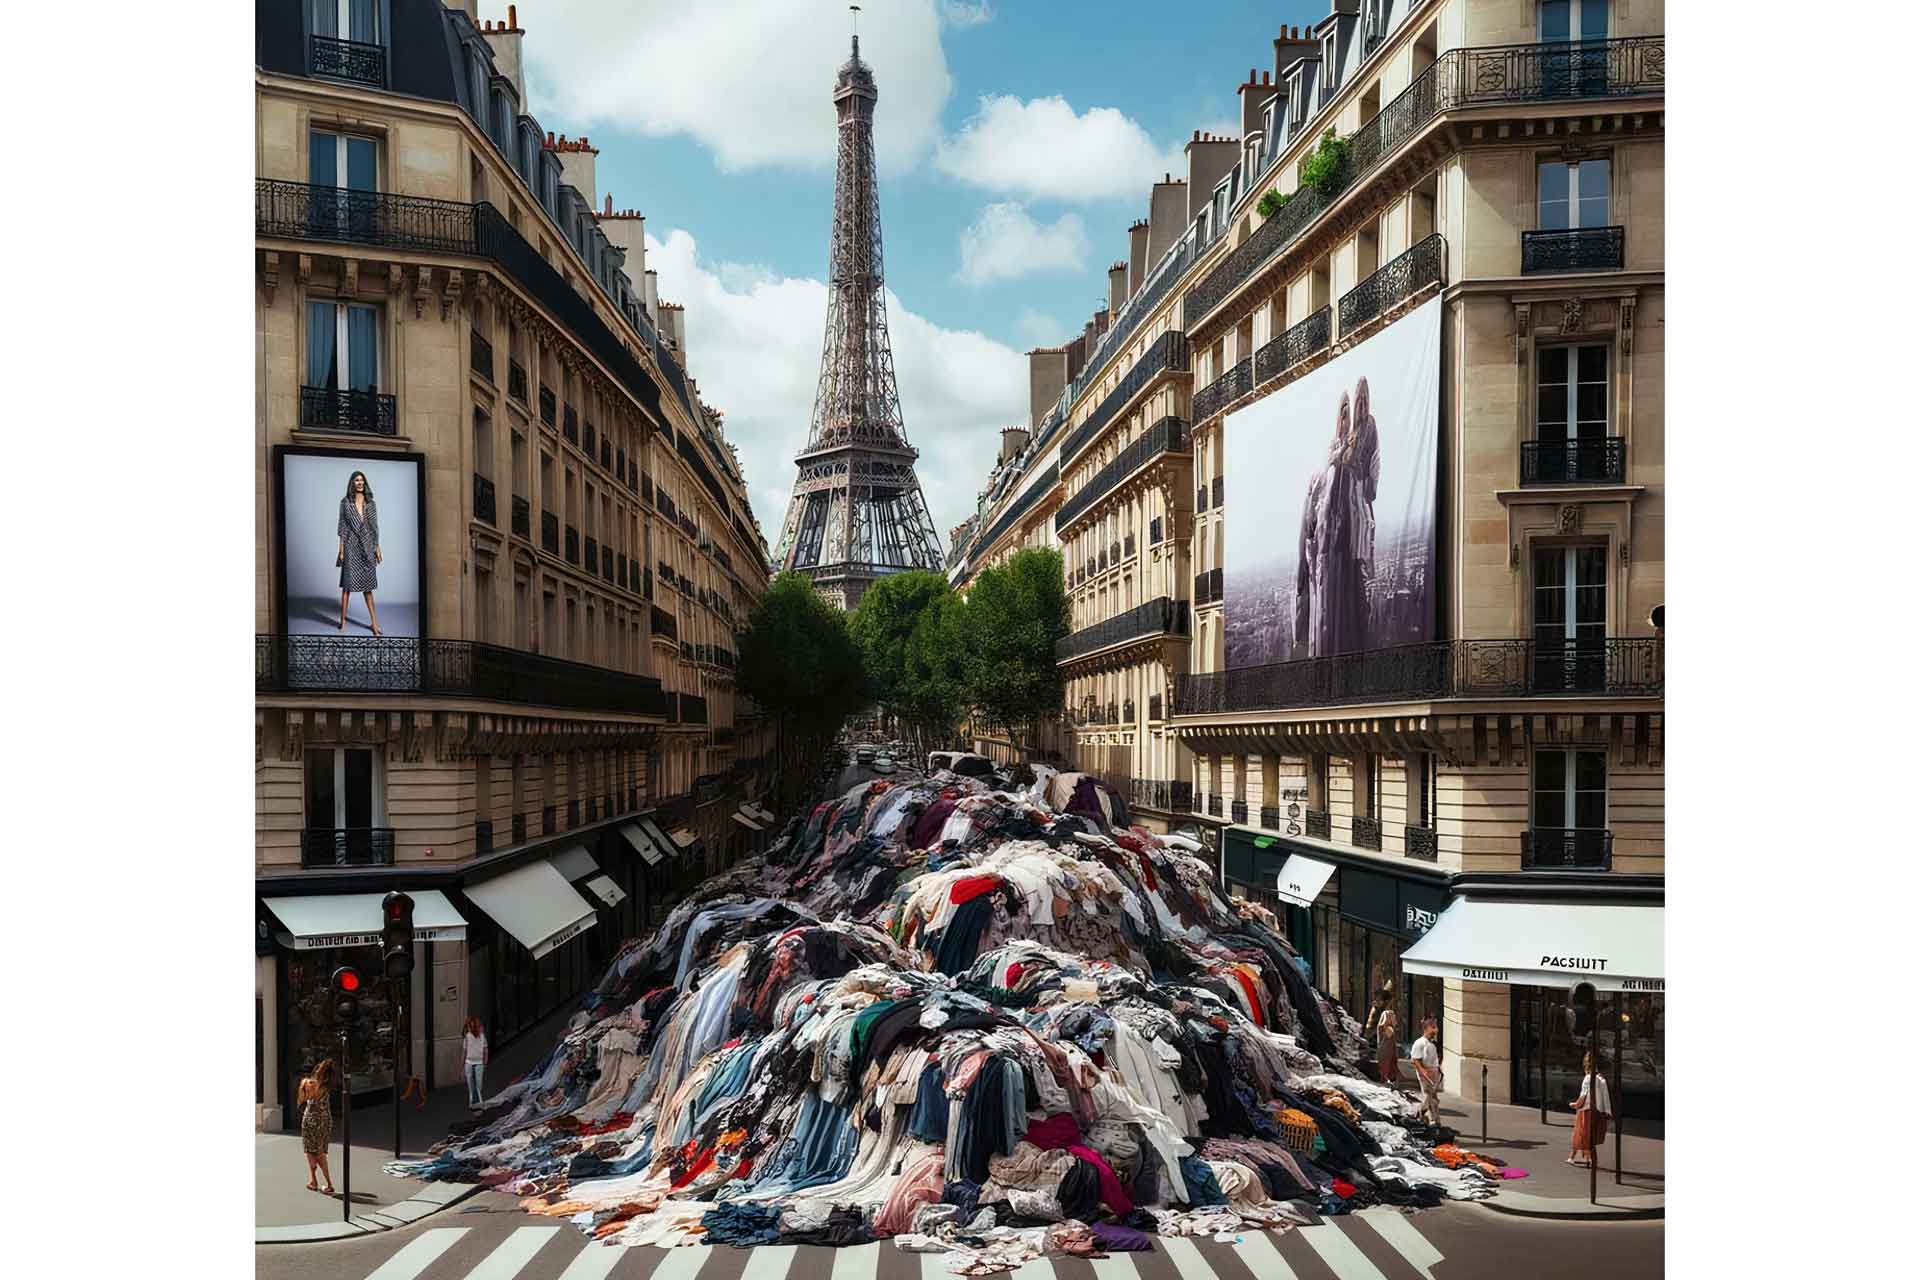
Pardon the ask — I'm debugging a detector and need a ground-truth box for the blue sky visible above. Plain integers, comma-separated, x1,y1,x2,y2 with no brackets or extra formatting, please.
515,0,1324,546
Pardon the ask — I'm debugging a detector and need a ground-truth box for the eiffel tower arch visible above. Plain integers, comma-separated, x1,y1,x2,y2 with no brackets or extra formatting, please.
773,34,943,612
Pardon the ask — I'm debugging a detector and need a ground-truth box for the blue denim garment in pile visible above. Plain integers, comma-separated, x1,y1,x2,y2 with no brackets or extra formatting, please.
728,1092,857,1199
1179,1154,1227,1207
908,1062,948,1142
701,1202,782,1246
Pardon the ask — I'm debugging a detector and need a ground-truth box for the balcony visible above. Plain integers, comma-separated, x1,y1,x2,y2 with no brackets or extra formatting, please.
1522,225,1625,274
511,495,530,540
1351,814,1383,851
473,473,496,526
1521,437,1627,485
1405,824,1439,862
1522,827,1613,870
1175,637,1663,714
475,818,494,854
1054,419,1189,534
650,605,678,643
1305,809,1332,840
1171,781,1194,811
1059,331,1191,463
1186,36,1663,329
1192,356,1253,424
563,405,578,444
308,33,386,86
1339,234,1445,335
299,385,396,436
1254,305,1333,386
1194,567,1223,606
470,330,493,382
300,826,395,868
564,525,580,564
1231,799,1249,825
539,386,556,427
540,510,559,554
259,636,669,715
1056,596,1191,663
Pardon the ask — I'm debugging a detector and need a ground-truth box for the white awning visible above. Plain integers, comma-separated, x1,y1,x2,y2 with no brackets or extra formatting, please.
1400,898,1665,992
669,827,698,849
463,859,599,960
1274,854,1338,907
263,890,468,951
637,816,682,859
733,810,764,831
550,843,600,882
619,822,667,866
584,875,628,908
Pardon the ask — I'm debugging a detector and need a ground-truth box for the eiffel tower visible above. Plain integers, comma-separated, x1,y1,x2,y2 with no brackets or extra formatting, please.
773,32,943,612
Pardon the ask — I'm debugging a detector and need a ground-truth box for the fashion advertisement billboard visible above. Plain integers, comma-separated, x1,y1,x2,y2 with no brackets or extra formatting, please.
1222,295,1441,669
277,449,424,639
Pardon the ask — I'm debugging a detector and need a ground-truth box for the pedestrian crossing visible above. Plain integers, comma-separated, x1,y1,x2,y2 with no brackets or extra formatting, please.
317,1209,1446,1280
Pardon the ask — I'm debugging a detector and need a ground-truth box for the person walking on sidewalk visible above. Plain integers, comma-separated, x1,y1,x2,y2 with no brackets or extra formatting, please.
1569,1051,1613,1167
463,1017,490,1110
1375,1005,1402,1087
1410,1015,1443,1124
298,1059,338,1195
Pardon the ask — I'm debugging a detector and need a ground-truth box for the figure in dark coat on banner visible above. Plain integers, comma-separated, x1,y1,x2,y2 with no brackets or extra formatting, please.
1295,384,1381,657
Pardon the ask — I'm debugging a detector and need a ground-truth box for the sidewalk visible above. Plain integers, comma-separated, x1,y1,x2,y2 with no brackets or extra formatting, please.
1426,1090,1664,1219
256,1001,581,1243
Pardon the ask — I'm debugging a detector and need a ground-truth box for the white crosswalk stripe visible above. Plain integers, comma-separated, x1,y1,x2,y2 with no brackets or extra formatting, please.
343,1212,1450,1280
468,1225,563,1280
364,1227,468,1280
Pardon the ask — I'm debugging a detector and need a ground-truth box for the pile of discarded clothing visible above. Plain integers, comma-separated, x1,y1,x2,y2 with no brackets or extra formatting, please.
391,770,1498,1271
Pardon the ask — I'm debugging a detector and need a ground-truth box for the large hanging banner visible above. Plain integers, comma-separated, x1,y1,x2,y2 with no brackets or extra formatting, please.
1223,295,1441,668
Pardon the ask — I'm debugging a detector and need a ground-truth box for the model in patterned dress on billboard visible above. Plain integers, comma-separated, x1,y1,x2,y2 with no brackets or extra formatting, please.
335,470,383,634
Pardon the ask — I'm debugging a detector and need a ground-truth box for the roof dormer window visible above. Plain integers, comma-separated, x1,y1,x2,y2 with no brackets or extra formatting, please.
1322,30,1339,93
1363,1,1385,53
1287,70,1306,128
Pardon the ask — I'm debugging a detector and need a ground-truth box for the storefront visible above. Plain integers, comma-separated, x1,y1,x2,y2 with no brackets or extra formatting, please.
617,818,675,926
462,857,601,1045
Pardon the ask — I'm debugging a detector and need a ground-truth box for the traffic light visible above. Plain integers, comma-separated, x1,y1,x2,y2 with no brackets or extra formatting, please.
382,890,415,980
331,965,363,1024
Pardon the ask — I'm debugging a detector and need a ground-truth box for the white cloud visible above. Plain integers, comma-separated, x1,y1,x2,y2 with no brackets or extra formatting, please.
520,0,952,172
646,228,1024,553
955,203,1089,286
940,0,996,26
935,95,1186,202
1015,307,1064,347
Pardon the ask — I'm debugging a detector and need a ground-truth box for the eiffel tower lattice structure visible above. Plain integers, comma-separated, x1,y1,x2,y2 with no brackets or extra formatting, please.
773,34,943,612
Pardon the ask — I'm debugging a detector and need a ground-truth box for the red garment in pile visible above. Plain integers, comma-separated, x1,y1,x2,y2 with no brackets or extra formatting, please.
949,875,1001,905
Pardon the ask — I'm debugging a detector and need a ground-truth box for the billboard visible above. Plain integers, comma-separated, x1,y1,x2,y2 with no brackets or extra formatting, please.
275,447,425,642
1223,295,1440,669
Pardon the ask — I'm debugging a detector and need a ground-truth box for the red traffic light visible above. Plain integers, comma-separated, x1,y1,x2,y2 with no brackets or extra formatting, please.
332,966,362,993
382,890,414,926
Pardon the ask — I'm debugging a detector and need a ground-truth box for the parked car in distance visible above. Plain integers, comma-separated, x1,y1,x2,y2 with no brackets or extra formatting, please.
854,744,877,765
873,753,895,774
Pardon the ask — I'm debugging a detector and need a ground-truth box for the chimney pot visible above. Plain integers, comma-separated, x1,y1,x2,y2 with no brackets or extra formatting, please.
508,3,517,27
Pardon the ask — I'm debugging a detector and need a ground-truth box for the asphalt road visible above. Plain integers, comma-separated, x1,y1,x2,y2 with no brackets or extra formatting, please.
256,1193,1662,1280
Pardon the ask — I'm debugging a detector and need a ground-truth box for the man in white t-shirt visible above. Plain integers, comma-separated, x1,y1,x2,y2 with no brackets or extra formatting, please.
1409,1015,1443,1124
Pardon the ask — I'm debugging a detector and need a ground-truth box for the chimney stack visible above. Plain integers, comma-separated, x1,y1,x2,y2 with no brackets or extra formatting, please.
545,134,600,211
479,5,526,103
1126,220,1150,299
1107,261,1128,316
1027,347,1069,428
595,192,648,284
1147,176,1187,266
1185,132,1240,224
998,424,1032,465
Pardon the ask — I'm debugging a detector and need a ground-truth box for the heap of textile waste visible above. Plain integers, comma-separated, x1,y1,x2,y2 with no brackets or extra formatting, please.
391,768,1498,1269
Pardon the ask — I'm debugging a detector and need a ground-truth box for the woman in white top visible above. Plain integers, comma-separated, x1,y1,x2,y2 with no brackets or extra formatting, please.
462,1016,489,1110
1568,1050,1612,1167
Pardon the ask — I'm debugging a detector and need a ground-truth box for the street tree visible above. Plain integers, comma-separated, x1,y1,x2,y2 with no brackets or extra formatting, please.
848,570,954,753
737,572,865,805
960,546,1069,758
899,589,970,757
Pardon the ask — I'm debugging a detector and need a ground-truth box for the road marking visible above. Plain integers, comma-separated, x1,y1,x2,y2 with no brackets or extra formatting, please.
829,1242,882,1280
1298,1223,1390,1280
364,1228,467,1280
650,1245,714,1280
1087,1254,1142,1280
1355,1211,1444,1278
919,1254,950,1280
467,1226,564,1280
554,1239,626,1280
1233,1231,1300,1278
1154,1235,1211,1278
1004,1260,1054,1280
741,1246,798,1280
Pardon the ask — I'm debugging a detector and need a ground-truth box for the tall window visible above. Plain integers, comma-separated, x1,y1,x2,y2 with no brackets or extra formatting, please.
306,300,380,393
1540,0,1608,43
1537,345,1608,444
1532,749,1607,833
308,0,379,42
309,130,376,192
1540,1,1610,96
1533,545,1607,690
1321,30,1338,92
1538,159,1610,230
304,747,385,863
1408,751,1434,828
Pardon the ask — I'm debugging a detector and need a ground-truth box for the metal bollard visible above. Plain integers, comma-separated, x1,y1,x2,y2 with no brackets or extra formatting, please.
1481,1063,1488,1142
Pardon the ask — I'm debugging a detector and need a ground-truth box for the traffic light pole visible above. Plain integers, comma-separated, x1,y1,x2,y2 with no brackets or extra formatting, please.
338,1028,352,1222
392,977,405,1159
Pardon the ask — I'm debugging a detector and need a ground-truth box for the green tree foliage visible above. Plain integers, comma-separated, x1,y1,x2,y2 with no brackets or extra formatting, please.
1256,188,1292,219
959,547,1070,756
1300,128,1351,195
900,590,970,754
738,572,865,803
848,570,952,724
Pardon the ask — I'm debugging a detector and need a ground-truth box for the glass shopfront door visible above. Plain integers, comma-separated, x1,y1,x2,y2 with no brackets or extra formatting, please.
1512,985,1664,1120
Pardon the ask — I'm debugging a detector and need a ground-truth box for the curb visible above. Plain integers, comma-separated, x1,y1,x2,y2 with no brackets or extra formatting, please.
1478,1190,1664,1221
255,1182,483,1244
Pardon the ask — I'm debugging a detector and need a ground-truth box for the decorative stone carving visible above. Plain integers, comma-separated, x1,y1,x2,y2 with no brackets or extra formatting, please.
1558,504,1583,533
343,258,359,297
1561,296,1584,333
262,251,281,305
1515,303,1531,367
1619,297,1636,356
441,270,465,322
412,265,434,318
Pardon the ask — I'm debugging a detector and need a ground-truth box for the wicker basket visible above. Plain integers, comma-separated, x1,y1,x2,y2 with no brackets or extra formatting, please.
1277,1108,1319,1152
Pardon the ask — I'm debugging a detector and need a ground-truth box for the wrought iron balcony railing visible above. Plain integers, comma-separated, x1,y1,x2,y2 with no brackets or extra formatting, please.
1207,792,1224,817
1522,225,1625,274
300,826,395,868
1522,827,1614,870
259,636,668,716
1259,805,1280,830
650,605,678,643
258,182,476,255
507,360,528,403
540,510,559,554
511,495,530,540
1351,814,1383,850
1305,808,1332,840
470,330,493,382
1187,36,1663,329
1056,596,1192,662
1171,781,1194,812
1231,799,1249,825
1192,356,1253,425
564,525,580,564
1405,824,1439,861
1521,437,1626,485
299,385,396,436
1174,637,1663,714
1059,331,1191,463
308,34,386,86
1339,234,1445,335
1254,305,1332,386
473,473,496,526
